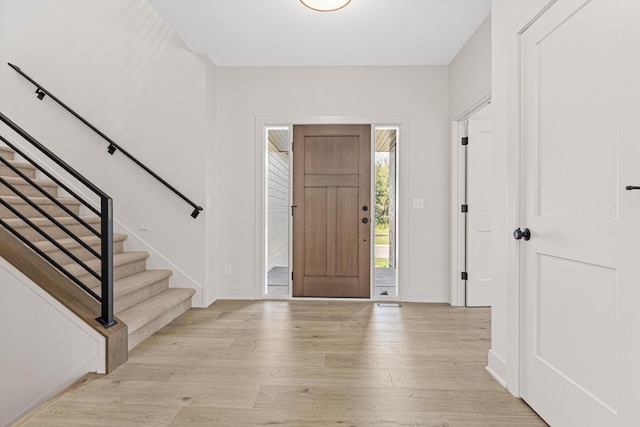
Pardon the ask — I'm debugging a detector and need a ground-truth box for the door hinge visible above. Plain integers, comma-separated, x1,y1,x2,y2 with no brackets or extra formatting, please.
461,137,469,146
461,204,468,213
291,272,294,281
291,142,294,151
291,205,298,216
461,272,468,280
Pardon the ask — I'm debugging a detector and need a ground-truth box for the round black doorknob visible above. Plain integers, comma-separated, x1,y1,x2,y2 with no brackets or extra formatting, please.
362,218,369,224
513,227,531,241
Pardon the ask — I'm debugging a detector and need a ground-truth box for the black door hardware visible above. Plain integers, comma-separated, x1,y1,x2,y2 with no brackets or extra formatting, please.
513,228,531,241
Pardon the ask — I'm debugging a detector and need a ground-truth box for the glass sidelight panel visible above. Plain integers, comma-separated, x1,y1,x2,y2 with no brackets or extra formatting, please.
266,127,290,295
374,127,398,296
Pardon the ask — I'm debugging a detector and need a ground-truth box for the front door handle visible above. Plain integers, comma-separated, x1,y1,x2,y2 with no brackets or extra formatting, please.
513,228,531,241
362,218,369,224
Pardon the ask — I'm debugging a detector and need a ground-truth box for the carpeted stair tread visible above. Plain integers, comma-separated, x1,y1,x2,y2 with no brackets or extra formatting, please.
3,215,100,228
109,269,172,298
0,160,37,178
31,233,127,265
0,196,82,219
2,216,101,240
0,195,81,206
0,176,59,197
117,288,195,335
0,146,14,160
108,270,173,313
62,251,149,276
33,233,127,251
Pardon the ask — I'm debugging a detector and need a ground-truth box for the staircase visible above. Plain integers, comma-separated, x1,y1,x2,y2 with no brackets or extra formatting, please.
0,144,195,351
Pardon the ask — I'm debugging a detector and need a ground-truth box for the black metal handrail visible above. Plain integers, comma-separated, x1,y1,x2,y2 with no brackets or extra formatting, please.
0,112,115,328
8,62,203,219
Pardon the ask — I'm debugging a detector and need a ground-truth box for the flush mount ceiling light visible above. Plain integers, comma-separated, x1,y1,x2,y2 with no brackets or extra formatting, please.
300,0,351,12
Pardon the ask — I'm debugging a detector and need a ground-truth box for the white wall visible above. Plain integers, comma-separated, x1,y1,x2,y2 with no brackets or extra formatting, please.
447,12,492,308
449,14,492,120
214,66,450,301
0,0,217,306
489,0,553,394
0,0,56,42
0,258,105,426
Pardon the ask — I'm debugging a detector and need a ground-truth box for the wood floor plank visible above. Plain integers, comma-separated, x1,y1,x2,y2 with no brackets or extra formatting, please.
21,402,181,427
56,378,259,409
169,406,449,427
388,366,503,391
444,413,548,426
253,385,538,416
20,300,545,426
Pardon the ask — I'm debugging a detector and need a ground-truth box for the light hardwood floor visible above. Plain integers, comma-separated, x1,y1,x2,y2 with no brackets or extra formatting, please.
20,300,547,426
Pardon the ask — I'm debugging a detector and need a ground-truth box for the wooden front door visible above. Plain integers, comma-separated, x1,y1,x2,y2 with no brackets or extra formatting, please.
292,125,371,298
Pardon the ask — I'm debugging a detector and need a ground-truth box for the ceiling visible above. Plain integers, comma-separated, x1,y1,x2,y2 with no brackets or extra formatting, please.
147,0,491,67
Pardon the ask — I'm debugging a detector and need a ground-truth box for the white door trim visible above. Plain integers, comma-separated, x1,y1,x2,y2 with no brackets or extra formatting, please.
255,115,410,301
450,94,491,307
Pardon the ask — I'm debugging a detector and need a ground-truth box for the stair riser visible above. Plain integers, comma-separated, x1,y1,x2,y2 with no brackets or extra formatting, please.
127,296,192,351
0,181,58,197
113,277,170,313
75,258,147,288
0,164,37,179
0,201,80,219
6,221,100,240
43,240,125,265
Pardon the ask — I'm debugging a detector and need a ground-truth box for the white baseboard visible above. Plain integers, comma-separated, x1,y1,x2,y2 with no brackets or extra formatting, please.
487,349,508,388
402,288,450,303
214,287,256,300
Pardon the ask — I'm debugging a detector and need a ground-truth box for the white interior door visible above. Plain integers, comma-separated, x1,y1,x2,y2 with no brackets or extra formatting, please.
520,0,640,425
466,119,492,307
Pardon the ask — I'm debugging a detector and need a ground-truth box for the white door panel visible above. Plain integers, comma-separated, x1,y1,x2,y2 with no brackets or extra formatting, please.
466,120,492,307
520,0,640,425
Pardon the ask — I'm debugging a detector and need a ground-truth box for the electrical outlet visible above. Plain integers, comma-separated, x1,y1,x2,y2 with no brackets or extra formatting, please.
412,198,424,209
139,223,151,231
224,264,232,275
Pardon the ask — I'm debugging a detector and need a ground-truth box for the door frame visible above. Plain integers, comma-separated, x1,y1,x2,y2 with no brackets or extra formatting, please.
450,94,491,307
255,115,409,301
